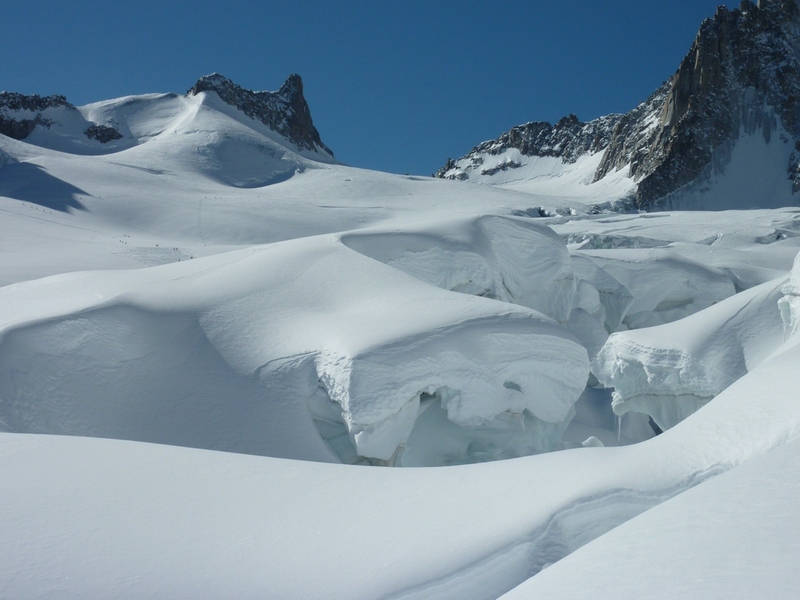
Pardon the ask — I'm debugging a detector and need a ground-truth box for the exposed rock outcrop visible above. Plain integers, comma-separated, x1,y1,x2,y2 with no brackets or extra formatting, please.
438,0,800,210
0,92,71,140
187,73,333,156
84,124,123,143
436,113,622,181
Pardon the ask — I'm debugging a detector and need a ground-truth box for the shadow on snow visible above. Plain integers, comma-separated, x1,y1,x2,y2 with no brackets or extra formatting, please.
0,162,89,212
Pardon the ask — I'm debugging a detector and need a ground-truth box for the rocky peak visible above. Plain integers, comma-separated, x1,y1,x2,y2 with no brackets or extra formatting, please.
438,1,800,209
0,92,73,140
604,0,800,207
435,113,622,179
187,73,333,156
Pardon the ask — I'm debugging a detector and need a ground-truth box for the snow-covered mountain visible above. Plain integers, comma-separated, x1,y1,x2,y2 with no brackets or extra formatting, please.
187,73,333,156
3,60,800,596
438,0,800,211
0,72,333,162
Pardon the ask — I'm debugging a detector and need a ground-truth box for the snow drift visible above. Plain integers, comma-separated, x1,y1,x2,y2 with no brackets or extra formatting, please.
0,236,590,466
341,215,576,323
593,275,789,431
779,249,800,336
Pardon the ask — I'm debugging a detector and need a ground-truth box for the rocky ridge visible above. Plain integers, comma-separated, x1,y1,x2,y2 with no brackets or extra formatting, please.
0,91,125,144
0,93,72,140
1,74,333,156
187,73,333,156
438,0,800,210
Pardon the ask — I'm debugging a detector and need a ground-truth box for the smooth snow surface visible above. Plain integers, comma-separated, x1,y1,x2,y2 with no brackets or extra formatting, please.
5,333,800,598
503,342,800,600
3,85,800,597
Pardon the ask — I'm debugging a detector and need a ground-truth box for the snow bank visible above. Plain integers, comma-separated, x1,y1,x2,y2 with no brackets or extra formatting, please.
6,335,800,599
0,236,589,466
502,339,800,599
341,215,576,323
501,437,800,600
578,249,736,329
593,277,788,431
315,314,587,464
779,250,800,336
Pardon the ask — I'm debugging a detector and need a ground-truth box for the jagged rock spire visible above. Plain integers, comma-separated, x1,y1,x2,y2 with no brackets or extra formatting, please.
188,73,333,156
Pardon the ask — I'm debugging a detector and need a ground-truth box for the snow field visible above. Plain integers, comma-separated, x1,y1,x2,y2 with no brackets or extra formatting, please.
502,341,800,599
5,331,800,598
4,82,800,597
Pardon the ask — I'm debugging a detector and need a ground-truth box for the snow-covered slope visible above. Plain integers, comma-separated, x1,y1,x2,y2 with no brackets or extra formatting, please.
503,338,800,600
0,233,590,466
593,276,788,431
4,66,800,597
4,328,800,598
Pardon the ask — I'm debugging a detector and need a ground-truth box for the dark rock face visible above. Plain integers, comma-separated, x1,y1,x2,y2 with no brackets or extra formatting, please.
0,92,71,112
438,0,800,209
84,124,123,143
187,73,333,156
604,0,800,208
0,92,71,140
436,113,622,180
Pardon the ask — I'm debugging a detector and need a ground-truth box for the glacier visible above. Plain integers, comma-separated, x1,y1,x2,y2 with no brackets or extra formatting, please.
0,235,590,466
3,51,800,598
593,276,789,431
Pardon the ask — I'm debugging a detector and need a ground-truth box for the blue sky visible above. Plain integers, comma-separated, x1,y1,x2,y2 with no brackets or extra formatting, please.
2,1,737,175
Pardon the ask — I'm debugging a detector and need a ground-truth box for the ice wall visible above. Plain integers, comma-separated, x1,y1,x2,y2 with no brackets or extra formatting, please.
779,251,800,336
341,216,577,323
593,277,788,431
0,236,590,467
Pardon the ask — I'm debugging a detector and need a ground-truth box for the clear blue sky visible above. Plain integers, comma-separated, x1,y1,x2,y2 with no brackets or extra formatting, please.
2,0,737,175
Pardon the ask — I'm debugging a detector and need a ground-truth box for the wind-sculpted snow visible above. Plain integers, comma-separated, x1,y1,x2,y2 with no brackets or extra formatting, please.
593,277,788,431
577,249,736,329
341,215,576,323
5,333,800,598
503,342,800,600
0,236,589,466
779,250,800,336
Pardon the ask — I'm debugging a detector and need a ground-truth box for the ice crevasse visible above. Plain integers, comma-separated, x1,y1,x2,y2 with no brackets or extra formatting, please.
779,250,800,336
0,235,591,467
593,252,799,432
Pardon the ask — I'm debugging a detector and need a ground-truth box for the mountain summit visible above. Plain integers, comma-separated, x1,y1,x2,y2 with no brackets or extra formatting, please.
438,0,800,210
188,73,333,156
0,74,333,159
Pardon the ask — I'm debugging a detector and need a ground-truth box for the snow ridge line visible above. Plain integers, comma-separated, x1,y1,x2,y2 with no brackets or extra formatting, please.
388,465,726,600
